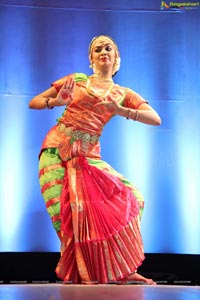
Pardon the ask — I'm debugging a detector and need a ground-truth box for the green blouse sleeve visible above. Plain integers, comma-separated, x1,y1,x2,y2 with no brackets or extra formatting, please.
52,73,88,92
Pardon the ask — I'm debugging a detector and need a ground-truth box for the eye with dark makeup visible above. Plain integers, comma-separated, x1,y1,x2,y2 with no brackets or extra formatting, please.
105,46,112,51
94,44,113,53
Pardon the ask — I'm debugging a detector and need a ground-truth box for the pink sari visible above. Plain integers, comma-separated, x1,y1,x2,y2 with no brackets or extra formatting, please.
39,73,146,283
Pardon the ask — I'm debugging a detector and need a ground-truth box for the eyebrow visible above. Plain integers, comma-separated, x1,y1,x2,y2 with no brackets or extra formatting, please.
94,43,113,49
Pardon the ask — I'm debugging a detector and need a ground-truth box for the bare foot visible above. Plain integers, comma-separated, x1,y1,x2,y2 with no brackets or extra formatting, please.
119,272,157,285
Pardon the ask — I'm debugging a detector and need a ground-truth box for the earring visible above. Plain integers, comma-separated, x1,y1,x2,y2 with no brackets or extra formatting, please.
89,63,96,73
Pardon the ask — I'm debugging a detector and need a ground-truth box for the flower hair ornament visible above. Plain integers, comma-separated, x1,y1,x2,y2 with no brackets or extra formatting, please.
88,35,121,76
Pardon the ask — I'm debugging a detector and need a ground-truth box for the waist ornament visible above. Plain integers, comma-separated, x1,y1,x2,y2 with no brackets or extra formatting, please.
58,123,99,145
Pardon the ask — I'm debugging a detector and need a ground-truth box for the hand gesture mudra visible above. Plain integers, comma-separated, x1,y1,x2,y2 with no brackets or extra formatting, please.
96,93,121,114
56,77,75,106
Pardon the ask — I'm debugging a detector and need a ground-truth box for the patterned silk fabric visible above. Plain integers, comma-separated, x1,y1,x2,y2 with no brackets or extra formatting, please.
39,73,146,284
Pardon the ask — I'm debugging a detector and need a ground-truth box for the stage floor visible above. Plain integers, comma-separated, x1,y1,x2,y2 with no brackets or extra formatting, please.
0,284,200,300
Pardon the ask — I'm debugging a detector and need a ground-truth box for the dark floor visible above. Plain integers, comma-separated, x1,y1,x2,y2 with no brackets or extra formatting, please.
1,252,200,300
1,253,200,285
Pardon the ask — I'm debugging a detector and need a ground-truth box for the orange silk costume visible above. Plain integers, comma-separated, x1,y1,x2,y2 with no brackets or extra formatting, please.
39,73,146,284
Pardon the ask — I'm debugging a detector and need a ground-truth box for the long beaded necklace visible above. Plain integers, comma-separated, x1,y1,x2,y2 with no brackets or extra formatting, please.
86,76,114,98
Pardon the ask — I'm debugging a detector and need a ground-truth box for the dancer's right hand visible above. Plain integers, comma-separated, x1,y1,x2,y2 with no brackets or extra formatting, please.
56,77,75,106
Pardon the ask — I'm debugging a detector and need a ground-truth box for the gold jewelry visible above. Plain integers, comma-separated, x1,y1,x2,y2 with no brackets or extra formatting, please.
91,74,113,83
86,78,114,98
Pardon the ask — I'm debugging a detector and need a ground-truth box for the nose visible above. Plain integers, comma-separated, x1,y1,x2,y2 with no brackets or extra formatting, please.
101,49,107,56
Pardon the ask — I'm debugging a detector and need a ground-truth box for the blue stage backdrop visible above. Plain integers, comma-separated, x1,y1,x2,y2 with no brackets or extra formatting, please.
0,0,199,254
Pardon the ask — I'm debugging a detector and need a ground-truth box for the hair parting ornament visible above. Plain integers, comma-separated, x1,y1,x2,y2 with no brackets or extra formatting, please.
89,35,121,76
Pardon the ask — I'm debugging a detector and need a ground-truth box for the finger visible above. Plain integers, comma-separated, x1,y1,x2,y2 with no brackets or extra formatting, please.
62,78,71,90
66,78,71,89
71,79,75,91
94,102,111,107
105,95,115,103
94,102,104,106
62,80,68,89
69,77,75,90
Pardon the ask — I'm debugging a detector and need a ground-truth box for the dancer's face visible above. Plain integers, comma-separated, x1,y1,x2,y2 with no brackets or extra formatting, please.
90,37,117,72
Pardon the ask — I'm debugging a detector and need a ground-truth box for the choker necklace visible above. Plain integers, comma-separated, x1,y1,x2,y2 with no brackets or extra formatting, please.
86,77,114,98
90,74,113,83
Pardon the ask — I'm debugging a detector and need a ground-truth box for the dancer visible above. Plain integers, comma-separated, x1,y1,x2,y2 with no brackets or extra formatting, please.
29,35,161,284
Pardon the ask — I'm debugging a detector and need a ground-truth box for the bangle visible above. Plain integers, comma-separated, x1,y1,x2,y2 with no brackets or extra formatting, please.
126,109,131,120
134,110,139,121
45,98,54,109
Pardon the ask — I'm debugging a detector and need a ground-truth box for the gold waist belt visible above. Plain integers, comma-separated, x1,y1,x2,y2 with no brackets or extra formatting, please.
58,123,99,145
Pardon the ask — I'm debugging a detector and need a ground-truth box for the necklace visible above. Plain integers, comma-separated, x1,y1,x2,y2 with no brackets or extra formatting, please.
90,74,113,83
86,77,114,98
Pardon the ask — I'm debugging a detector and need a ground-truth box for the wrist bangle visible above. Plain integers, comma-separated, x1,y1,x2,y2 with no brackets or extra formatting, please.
134,110,139,121
126,109,131,120
45,98,54,109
